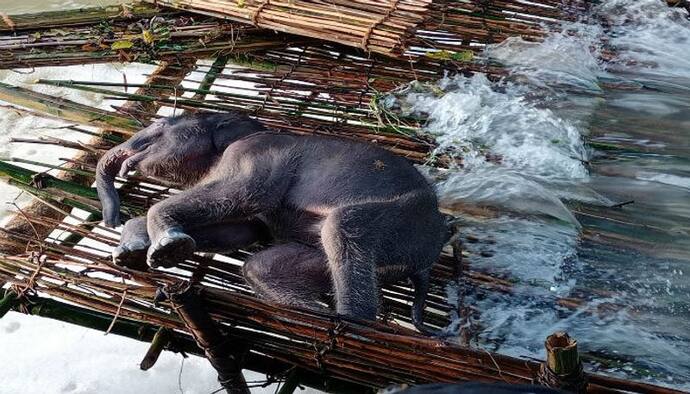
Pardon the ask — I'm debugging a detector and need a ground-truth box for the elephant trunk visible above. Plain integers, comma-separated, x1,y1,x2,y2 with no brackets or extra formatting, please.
96,145,135,227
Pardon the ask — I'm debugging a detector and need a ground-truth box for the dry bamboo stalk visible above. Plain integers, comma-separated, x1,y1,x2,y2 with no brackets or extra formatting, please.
1,248,682,394
0,187,682,394
144,0,433,56
0,3,162,32
144,0,588,62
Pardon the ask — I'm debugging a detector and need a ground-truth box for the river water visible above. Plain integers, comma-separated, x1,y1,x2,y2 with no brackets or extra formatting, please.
0,0,689,391
396,1,690,388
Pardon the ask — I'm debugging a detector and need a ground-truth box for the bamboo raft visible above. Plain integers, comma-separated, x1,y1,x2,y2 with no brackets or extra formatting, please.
0,2,687,393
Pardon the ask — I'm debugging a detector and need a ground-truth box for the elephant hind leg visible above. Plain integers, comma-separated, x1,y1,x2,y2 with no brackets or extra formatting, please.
243,243,331,311
320,191,445,321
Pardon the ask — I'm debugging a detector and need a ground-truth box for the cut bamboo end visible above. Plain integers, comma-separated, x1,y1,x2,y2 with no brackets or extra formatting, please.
140,327,172,371
545,331,579,375
536,331,588,393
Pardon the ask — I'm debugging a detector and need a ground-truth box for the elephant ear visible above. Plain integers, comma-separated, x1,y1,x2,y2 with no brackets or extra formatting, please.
211,113,267,153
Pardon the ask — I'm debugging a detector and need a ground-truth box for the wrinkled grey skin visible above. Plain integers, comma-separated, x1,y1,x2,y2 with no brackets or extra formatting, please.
96,112,449,331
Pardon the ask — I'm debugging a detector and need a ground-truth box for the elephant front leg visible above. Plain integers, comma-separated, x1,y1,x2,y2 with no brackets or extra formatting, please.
114,215,271,270
113,216,150,270
145,180,281,268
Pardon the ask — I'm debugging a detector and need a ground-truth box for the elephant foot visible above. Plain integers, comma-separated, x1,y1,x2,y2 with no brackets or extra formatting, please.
112,241,149,271
147,230,196,268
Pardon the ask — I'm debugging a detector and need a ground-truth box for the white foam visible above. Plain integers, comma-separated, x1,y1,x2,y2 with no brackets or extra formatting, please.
402,73,593,224
637,171,690,190
486,25,604,93
596,0,690,81
398,2,690,387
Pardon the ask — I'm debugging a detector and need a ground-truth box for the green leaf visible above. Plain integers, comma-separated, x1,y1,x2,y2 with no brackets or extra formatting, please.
425,50,474,63
111,40,134,50
142,30,155,45
451,50,474,62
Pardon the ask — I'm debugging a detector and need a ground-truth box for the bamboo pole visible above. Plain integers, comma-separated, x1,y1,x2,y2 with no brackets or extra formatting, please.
3,292,367,393
163,283,250,394
0,3,162,32
191,55,230,101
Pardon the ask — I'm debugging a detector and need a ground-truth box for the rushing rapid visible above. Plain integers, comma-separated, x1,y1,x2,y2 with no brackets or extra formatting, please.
385,0,690,388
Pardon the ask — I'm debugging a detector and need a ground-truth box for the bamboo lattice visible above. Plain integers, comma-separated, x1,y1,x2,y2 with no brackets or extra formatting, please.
1,1,687,393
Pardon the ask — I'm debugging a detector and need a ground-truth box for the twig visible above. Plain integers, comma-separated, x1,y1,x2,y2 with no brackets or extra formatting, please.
105,288,128,335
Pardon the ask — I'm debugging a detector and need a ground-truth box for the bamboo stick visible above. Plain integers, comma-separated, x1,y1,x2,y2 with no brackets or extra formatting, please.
0,82,142,133
0,3,163,32
0,5,294,70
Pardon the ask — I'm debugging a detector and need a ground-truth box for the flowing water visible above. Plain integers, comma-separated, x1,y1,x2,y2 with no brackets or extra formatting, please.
389,1,690,388
1,0,689,391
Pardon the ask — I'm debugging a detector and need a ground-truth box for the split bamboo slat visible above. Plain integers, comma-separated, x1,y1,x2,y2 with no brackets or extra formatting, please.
144,0,590,59
0,62,684,392
142,0,435,56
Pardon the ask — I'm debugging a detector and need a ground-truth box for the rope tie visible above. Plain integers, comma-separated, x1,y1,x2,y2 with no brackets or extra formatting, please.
251,0,271,26
313,321,345,370
361,0,402,52
535,362,588,393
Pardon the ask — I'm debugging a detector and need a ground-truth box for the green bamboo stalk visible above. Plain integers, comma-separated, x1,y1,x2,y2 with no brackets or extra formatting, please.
0,160,98,199
0,160,142,218
61,212,103,247
0,3,164,32
35,79,421,137
28,296,167,340
191,55,230,101
9,157,93,178
14,294,367,393
277,369,301,394
0,290,18,319
227,54,279,73
0,82,142,133
60,126,127,145
37,79,374,116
